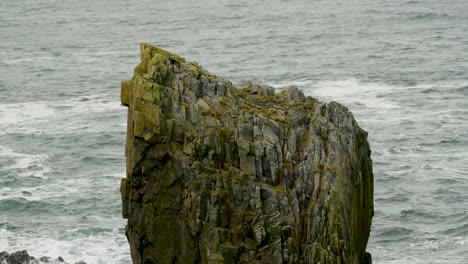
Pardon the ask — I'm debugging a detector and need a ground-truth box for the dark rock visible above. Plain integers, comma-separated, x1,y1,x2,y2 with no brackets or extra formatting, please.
6,250,30,264
38,256,52,263
0,251,80,264
363,252,372,264
0,251,9,262
121,43,374,264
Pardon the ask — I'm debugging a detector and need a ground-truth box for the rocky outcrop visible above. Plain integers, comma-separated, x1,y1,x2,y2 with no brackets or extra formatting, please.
0,250,85,264
121,44,374,264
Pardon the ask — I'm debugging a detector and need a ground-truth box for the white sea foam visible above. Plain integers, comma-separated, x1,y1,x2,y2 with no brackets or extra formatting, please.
370,235,468,264
64,95,124,114
0,145,50,179
309,79,402,111
0,97,125,135
0,227,129,264
270,78,403,115
268,79,317,88
273,79,468,112
0,102,55,126
0,227,16,249
110,172,125,179
0,182,79,202
0,188,39,201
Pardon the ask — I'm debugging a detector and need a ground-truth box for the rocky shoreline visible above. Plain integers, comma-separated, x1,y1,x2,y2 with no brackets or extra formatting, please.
121,44,374,263
0,251,86,264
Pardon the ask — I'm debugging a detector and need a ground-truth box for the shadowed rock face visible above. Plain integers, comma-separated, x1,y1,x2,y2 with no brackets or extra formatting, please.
121,44,373,264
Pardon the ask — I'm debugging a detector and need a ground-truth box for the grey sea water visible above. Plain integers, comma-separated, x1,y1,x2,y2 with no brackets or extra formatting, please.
1,0,467,263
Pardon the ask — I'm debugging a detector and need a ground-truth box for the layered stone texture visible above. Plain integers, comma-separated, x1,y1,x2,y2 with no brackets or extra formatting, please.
121,44,373,264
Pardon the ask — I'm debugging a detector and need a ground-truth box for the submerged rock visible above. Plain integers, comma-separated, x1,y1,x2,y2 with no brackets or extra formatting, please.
121,44,374,264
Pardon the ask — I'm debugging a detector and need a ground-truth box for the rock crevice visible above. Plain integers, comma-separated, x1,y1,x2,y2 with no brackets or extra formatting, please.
121,44,373,264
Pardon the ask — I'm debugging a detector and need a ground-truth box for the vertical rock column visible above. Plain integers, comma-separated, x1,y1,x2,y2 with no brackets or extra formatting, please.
121,44,373,264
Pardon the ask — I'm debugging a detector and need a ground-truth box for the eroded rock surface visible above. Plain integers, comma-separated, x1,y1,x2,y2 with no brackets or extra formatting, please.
121,44,373,264
0,250,85,264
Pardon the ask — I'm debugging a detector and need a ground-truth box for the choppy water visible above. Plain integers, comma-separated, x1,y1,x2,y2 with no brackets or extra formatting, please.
1,0,467,263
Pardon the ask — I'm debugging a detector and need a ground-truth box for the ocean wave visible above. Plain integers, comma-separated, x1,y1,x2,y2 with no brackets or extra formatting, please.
271,78,403,112
433,190,466,204
454,85,468,94
374,173,403,184
434,177,464,185
387,145,429,155
375,226,415,242
267,80,468,114
409,12,450,20
418,138,464,147
0,186,45,202
400,209,443,223
438,223,468,237
412,81,468,93
375,193,410,203
0,227,16,244
0,102,55,125
0,145,50,179
67,227,114,237
417,163,447,171
0,198,56,215
370,235,468,264
444,213,468,225
0,96,125,136
0,226,130,264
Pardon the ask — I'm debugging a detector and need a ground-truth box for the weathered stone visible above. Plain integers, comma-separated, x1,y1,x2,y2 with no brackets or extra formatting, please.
0,251,84,264
6,250,30,264
0,251,9,262
121,43,374,264
121,80,131,106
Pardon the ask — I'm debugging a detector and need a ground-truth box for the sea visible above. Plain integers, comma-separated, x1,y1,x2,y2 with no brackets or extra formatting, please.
1,0,467,263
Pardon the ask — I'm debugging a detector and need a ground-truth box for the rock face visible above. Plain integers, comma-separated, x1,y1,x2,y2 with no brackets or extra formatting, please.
121,44,374,264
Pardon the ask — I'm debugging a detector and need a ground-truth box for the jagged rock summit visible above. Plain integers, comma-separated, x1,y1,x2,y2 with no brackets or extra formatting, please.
121,43,373,264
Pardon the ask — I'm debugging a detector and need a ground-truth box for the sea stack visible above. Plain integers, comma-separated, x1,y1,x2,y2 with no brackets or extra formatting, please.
120,44,374,264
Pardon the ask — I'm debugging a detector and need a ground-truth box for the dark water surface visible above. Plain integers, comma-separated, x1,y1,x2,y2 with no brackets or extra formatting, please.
1,0,467,263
